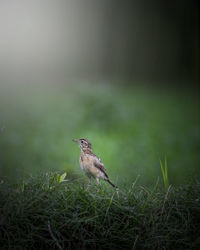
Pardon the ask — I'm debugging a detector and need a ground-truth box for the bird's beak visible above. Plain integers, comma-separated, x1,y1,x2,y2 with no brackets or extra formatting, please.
72,139,78,142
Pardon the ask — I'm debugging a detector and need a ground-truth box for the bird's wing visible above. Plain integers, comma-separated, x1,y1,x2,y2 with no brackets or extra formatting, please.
93,158,109,178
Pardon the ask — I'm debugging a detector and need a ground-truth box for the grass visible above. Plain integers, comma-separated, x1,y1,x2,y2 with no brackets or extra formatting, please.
160,157,169,191
0,173,199,249
0,82,199,248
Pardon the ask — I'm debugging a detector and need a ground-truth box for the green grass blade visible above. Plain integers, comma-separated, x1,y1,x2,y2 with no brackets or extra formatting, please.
160,158,169,190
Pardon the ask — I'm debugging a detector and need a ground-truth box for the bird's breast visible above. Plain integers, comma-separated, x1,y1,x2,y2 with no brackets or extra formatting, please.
79,154,104,179
79,154,93,171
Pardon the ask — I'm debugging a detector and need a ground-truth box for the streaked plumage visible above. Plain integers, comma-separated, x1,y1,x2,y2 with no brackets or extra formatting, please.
73,138,117,188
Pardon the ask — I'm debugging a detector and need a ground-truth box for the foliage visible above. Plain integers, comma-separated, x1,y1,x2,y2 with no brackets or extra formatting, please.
0,173,199,249
56,172,67,184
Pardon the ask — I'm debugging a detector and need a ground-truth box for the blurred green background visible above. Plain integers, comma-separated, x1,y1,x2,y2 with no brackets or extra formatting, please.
0,82,199,186
0,1,199,186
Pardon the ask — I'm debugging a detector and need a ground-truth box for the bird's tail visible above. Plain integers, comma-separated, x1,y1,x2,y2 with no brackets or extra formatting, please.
106,178,118,189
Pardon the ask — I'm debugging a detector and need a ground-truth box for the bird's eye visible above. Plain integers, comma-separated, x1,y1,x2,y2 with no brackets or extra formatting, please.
81,140,84,144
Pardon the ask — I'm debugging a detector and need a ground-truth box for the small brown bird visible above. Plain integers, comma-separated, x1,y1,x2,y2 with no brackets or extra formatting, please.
73,138,117,188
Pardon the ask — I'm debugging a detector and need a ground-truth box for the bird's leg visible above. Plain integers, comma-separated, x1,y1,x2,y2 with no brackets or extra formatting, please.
96,178,101,192
86,177,92,190
96,178,100,185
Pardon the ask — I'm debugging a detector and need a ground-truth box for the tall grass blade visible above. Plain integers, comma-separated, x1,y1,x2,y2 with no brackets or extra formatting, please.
160,158,169,191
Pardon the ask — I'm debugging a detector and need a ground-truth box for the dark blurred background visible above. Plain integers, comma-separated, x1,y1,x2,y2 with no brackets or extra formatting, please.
0,0,199,186
0,0,199,84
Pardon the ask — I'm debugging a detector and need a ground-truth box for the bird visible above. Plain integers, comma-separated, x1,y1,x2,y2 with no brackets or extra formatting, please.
72,138,117,189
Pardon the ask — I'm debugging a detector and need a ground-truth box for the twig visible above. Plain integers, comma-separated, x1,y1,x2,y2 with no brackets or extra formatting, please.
132,235,139,250
47,220,64,250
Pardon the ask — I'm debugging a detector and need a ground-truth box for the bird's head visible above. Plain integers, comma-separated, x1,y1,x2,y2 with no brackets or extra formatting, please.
72,138,92,151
